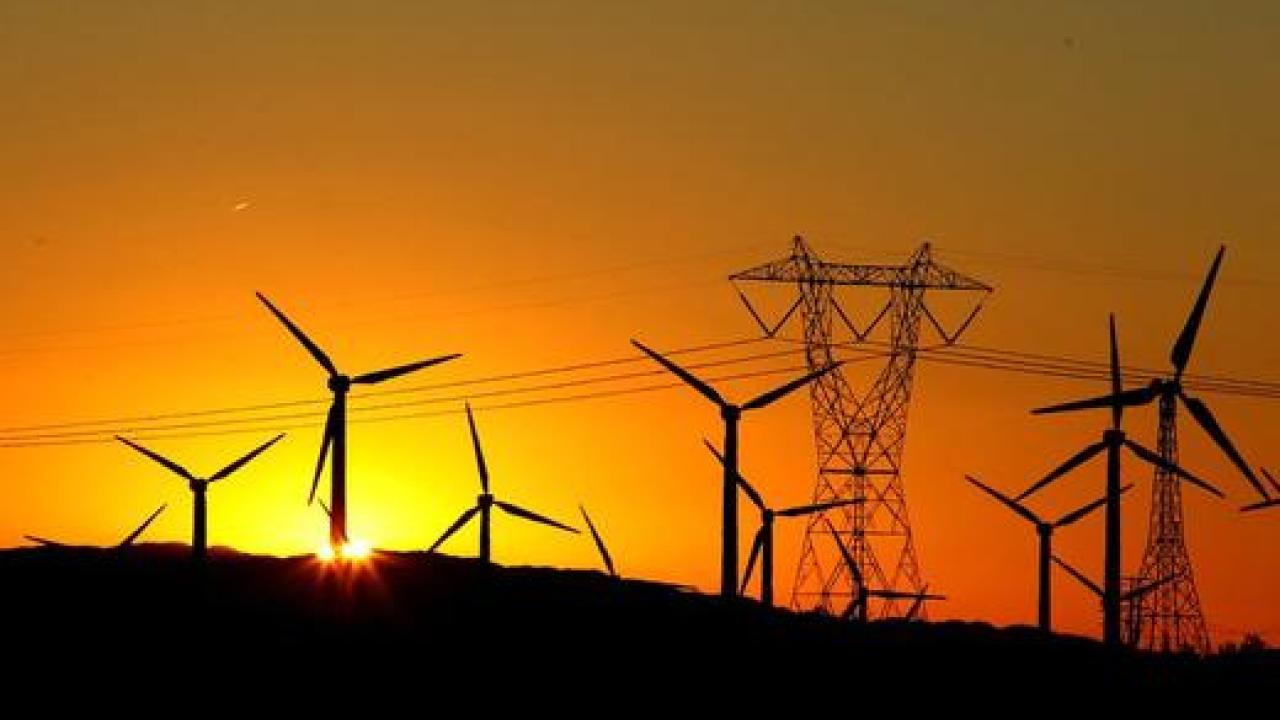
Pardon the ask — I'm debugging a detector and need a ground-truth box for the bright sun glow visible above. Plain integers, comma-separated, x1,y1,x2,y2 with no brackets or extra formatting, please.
316,538,372,562
341,539,372,559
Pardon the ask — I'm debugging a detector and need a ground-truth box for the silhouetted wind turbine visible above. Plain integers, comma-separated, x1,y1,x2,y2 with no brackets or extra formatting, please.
116,434,284,560
25,503,167,551
1029,248,1265,499
428,404,578,562
257,292,461,550
966,474,1130,633
705,440,861,606
824,519,944,621
579,505,617,577
1052,554,1181,634
632,338,840,598
1018,315,1222,646
1242,468,1280,512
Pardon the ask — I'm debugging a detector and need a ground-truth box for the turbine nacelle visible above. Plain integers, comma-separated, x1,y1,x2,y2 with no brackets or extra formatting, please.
327,375,352,393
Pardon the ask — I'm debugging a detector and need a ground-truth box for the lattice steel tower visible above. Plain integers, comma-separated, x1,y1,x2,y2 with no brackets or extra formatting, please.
1117,247,1258,655
732,237,990,618
1126,391,1212,653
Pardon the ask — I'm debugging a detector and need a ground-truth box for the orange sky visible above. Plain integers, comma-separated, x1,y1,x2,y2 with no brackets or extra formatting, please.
1,2,1277,644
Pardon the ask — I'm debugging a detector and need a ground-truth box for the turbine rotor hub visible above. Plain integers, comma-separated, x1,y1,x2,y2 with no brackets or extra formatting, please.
1104,428,1126,444
328,375,351,392
189,479,207,493
478,493,493,507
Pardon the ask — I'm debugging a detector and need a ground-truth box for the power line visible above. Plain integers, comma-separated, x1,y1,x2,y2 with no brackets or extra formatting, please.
0,337,768,435
2,336,1277,449
0,361,847,448
0,345,811,442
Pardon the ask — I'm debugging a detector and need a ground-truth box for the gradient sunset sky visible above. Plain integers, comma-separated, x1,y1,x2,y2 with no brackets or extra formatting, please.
1,1,1277,643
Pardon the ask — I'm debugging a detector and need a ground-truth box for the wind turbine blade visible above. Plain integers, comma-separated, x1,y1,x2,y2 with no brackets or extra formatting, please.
823,518,863,589
1171,246,1224,379
1016,441,1107,501
905,589,928,620
966,475,1040,526
1124,575,1178,602
702,438,765,511
427,506,480,553
739,529,764,595
494,501,580,534
1052,555,1103,598
579,506,616,577
631,339,725,406
777,498,864,518
255,292,338,376
1123,439,1224,498
1241,498,1280,513
24,536,63,547
1031,386,1157,416
841,595,864,621
742,363,842,411
1053,484,1133,528
309,405,337,505
210,433,285,482
353,354,462,385
118,503,167,548
1178,391,1265,498
465,403,490,494
115,436,195,482
1109,314,1122,428
317,500,347,542
1262,468,1280,496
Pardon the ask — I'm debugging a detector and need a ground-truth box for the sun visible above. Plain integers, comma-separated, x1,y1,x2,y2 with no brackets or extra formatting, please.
316,538,372,562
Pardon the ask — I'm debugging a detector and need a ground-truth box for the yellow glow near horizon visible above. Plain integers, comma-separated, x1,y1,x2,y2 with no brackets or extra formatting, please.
341,539,372,560
316,539,373,563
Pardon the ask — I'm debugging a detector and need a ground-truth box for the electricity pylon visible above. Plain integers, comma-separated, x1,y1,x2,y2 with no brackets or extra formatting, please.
731,236,990,618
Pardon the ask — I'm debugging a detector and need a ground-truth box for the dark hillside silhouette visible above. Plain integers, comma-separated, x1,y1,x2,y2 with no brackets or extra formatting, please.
1,545,1273,701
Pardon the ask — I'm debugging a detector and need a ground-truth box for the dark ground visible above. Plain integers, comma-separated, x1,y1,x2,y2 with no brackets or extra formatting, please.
0,545,1273,707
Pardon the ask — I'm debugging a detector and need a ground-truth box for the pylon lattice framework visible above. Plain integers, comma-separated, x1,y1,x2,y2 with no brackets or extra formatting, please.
1125,392,1212,653
731,237,991,618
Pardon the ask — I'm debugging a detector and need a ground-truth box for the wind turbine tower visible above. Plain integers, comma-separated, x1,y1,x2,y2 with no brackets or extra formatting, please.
732,236,991,618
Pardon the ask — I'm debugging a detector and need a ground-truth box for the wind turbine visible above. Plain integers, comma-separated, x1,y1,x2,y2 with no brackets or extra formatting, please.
116,434,284,560
1242,468,1280,512
824,519,944,621
25,504,167,551
631,338,840,598
705,440,862,606
428,404,578,562
1017,315,1223,646
1030,248,1265,499
257,292,461,551
966,475,1130,633
579,505,617,578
